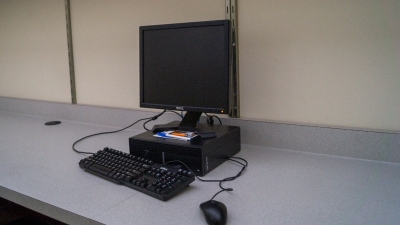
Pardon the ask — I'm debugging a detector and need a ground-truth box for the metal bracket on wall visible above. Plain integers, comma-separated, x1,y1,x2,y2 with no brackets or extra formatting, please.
65,0,77,104
226,0,240,117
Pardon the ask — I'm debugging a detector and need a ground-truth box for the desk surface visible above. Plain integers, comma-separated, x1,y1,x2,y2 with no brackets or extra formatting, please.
1,111,400,225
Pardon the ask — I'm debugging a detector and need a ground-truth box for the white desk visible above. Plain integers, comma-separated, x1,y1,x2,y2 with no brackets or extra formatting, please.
1,111,400,225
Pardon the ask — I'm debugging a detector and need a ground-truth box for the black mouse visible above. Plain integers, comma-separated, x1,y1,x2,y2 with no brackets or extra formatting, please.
200,200,227,225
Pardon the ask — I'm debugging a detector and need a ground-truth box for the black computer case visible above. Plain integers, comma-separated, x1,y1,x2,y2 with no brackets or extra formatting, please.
129,122,240,176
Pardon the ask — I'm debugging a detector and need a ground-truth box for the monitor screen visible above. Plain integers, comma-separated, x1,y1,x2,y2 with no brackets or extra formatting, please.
139,20,230,117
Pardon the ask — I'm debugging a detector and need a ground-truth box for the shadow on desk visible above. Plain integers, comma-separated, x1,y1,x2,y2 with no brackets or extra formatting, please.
0,197,66,225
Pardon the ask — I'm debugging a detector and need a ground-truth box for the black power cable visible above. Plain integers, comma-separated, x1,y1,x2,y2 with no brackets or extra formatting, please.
72,109,166,155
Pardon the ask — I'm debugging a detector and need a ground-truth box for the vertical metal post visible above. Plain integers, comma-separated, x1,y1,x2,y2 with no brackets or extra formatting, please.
226,0,240,117
65,0,77,104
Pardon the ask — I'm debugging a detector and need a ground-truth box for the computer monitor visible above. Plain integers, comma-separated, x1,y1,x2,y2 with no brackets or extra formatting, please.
139,20,230,133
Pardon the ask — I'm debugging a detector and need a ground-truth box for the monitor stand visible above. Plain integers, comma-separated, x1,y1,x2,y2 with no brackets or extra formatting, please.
152,111,217,138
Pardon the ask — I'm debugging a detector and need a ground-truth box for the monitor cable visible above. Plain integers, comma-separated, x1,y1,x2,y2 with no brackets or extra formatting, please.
204,113,222,125
143,110,184,131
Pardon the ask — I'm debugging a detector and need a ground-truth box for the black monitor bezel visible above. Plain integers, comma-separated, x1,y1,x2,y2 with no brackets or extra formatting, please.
139,20,230,115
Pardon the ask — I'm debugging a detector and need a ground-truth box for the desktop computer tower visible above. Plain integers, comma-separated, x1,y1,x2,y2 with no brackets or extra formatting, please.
129,122,240,176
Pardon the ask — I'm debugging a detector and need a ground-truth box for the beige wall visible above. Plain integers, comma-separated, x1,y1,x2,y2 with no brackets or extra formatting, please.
239,0,400,131
0,0,71,103
0,0,399,131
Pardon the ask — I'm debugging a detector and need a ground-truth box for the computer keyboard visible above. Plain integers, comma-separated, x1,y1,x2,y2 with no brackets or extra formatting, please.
78,147,195,201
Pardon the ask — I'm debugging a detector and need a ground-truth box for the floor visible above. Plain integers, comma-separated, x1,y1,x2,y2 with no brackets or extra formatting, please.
0,197,66,225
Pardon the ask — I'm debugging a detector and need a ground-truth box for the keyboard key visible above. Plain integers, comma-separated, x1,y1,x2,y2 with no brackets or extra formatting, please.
88,164,111,177
125,172,139,180
146,185,157,192
124,176,134,183
108,171,117,178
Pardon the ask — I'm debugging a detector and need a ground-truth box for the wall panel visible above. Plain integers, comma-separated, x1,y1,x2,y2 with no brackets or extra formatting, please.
0,0,71,103
238,0,400,131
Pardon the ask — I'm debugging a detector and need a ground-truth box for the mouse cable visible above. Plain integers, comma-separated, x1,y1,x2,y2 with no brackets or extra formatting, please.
167,156,248,200
72,109,166,155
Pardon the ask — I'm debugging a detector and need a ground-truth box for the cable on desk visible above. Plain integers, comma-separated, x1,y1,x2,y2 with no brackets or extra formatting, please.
72,109,166,155
167,156,248,200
